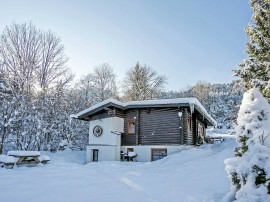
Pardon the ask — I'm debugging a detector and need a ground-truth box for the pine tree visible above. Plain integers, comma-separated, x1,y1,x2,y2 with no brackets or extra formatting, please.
225,88,270,201
234,0,270,98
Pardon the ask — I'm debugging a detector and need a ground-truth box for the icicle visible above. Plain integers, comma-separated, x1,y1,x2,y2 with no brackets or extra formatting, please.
190,103,194,114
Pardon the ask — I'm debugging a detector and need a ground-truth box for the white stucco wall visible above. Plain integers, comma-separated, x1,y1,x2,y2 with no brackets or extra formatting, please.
121,145,193,162
86,117,124,163
89,117,123,145
86,146,117,162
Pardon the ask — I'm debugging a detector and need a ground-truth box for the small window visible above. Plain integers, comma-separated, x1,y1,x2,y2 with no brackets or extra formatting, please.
127,148,134,152
188,116,192,133
151,148,167,161
128,121,135,134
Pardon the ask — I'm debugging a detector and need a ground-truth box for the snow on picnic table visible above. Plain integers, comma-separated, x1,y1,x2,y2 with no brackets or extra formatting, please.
0,131,236,202
7,151,41,157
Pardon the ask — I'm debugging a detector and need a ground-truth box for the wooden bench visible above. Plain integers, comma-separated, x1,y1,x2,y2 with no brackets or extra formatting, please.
38,155,50,164
0,155,17,169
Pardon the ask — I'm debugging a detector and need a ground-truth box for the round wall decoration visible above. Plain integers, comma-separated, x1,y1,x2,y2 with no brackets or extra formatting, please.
93,125,103,137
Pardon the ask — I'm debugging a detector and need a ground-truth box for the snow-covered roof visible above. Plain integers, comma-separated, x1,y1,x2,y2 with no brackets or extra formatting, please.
71,98,217,126
70,99,122,119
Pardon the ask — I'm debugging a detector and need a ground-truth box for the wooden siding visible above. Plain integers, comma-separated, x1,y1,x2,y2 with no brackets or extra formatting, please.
183,108,194,145
139,108,182,145
193,116,198,145
121,134,136,146
122,109,138,145
180,111,184,145
136,109,140,145
89,110,110,121
89,108,124,121
182,108,188,144
115,108,124,118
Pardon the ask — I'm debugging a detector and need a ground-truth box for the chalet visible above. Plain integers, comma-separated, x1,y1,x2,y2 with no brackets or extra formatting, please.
72,98,216,162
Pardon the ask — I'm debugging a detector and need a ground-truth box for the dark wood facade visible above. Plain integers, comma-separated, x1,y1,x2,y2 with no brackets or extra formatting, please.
121,108,183,146
84,105,211,146
75,99,216,146
139,108,182,145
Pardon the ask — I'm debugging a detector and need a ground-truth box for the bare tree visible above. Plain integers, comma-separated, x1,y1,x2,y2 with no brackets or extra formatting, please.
92,63,118,101
0,23,41,95
75,74,96,106
74,63,118,110
122,62,167,101
0,22,71,95
37,31,70,91
191,81,211,102
0,22,74,154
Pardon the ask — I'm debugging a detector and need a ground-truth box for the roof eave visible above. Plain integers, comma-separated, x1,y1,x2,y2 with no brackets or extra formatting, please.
125,103,190,109
77,102,124,120
74,100,217,127
194,106,216,127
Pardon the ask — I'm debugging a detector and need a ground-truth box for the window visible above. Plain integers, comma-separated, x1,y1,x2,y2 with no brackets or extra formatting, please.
127,148,134,152
187,116,192,133
127,121,135,134
92,149,98,162
151,148,167,161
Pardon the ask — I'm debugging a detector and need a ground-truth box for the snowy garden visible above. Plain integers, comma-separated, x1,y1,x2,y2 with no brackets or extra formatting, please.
0,130,236,202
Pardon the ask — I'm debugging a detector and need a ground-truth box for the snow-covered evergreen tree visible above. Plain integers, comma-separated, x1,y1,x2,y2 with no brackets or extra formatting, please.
234,0,270,98
225,88,270,201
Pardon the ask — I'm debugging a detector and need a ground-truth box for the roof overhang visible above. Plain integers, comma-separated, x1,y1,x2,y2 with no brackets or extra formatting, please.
71,98,217,127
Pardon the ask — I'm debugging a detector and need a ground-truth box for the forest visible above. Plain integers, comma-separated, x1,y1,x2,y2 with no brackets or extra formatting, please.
0,22,245,154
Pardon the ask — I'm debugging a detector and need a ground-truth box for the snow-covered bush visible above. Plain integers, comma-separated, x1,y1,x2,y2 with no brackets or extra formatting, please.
224,88,270,201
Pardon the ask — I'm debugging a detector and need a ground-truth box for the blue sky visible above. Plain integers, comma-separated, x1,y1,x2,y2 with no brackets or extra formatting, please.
0,0,252,91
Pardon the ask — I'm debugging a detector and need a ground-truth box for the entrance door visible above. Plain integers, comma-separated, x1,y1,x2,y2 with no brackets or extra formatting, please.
92,149,99,162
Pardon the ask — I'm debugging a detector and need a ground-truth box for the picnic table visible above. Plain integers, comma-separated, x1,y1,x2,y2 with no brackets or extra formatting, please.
0,151,50,169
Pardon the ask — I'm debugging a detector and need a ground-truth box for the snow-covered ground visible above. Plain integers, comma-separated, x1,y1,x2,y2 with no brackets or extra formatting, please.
0,130,236,202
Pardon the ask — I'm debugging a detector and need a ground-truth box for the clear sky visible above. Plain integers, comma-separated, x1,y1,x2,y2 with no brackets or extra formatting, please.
0,0,252,91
